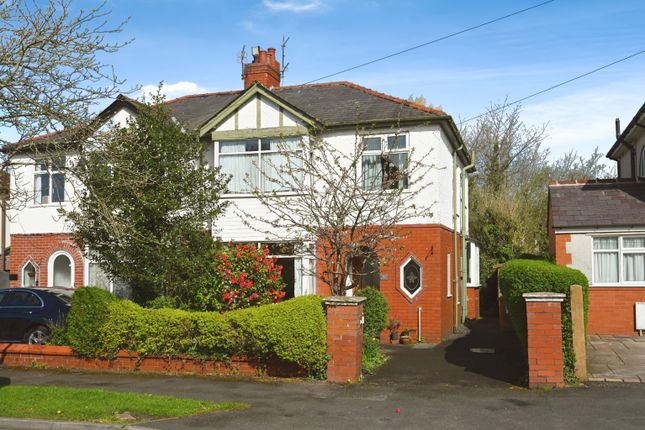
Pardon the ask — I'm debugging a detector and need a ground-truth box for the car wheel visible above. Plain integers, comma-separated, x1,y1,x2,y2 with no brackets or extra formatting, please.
25,325,50,345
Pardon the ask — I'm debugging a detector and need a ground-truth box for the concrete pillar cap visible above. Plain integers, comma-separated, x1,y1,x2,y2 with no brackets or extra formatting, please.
323,296,367,306
523,292,566,302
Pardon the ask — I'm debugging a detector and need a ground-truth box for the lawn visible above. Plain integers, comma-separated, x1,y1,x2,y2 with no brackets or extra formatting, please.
0,385,248,424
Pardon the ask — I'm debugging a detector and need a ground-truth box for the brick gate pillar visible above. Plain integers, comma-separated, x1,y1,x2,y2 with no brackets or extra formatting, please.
523,292,566,389
323,296,366,383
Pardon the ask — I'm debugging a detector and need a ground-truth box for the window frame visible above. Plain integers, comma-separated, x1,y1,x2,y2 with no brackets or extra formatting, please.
640,145,645,178
361,132,410,191
216,136,303,195
21,260,38,288
33,157,66,205
591,235,645,286
47,250,75,288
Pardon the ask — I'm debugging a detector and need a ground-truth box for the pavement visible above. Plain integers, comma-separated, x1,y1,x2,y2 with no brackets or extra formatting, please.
2,319,645,429
587,334,645,383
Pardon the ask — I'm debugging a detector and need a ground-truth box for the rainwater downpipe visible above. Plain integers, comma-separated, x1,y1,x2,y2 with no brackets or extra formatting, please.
418,306,422,343
461,152,475,324
452,148,460,330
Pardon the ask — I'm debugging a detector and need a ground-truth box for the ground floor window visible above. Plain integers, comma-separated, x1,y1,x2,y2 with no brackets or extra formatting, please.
593,236,645,284
48,251,74,288
86,258,132,299
232,241,314,298
22,261,37,287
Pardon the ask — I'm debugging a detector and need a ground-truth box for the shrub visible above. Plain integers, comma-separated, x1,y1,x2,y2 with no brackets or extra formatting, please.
499,259,589,382
362,337,387,374
78,295,327,377
66,287,116,356
146,295,180,309
356,287,388,338
193,243,286,312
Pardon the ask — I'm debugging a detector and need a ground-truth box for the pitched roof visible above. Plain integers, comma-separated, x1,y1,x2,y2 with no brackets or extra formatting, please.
165,81,446,130
549,180,645,228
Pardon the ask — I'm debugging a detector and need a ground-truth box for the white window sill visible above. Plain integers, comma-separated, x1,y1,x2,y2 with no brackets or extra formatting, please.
591,283,645,288
27,203,69,208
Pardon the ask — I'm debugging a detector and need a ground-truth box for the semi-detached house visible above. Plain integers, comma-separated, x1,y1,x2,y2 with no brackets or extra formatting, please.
7,47,479,343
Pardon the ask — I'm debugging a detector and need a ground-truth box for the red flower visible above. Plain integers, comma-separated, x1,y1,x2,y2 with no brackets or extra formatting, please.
249,292,258,301
223,290,231,301
220,254,227,261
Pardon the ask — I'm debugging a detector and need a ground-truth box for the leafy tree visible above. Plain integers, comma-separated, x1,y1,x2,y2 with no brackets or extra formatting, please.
68,92,229,305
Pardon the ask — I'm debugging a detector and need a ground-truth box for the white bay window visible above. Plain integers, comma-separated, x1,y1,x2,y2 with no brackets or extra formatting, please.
593,236,645,284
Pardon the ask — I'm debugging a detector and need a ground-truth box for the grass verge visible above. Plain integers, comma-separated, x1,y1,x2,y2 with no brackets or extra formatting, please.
0,385,248,424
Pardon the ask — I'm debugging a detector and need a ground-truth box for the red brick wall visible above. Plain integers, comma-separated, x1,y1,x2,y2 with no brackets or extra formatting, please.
9,233,84,288
317,224,462,344
525,299,565,388
588,287,645,335
0,343,304,378
466,286,480,319
553,233,572,266
324,299,364,383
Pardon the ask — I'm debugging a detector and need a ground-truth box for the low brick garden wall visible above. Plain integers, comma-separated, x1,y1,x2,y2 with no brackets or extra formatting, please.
0,343,305,378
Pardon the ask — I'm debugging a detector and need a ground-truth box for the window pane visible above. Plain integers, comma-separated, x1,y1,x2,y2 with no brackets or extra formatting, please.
52,254,72,287
383,153,409,189
623,237,645,248
220,140,257,153
364,137,381,151
624,253,645,282
261,152,301,192
262,137,300,151
35,160,47,171
88,263,111,291
5,291,41,307
594,252,619,283
593,237,618,250
387,135,406,150
23,263,37,287
362,155,382,190
51,173,65,203
35,174,50,204
220,153,258,193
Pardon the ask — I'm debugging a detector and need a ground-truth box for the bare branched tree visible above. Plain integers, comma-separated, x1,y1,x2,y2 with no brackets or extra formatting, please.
1,0,130,204
238,130,436,296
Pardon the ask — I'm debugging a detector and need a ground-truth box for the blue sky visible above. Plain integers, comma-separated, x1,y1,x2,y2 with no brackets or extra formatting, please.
88,0,644,161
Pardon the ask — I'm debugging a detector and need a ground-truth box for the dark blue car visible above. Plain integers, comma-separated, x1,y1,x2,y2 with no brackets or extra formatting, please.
0,288,72,344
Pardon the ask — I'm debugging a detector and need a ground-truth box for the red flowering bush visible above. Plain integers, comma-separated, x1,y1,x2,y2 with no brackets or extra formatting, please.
194,243,286,311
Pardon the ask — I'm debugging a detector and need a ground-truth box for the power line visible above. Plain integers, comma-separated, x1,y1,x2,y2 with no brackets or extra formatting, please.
303,0,555,85
458,48,645,125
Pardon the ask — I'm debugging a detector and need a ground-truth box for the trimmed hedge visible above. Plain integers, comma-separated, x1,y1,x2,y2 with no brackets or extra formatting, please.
356,287,388,338
499,259,589,382
68,294,327,377
66,287,116,356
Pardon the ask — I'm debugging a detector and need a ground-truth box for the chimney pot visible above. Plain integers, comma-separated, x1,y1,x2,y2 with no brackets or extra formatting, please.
615,118,621,140
243,46,281,89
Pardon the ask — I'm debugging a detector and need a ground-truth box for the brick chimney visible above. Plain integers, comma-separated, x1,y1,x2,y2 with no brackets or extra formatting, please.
243,47,281,89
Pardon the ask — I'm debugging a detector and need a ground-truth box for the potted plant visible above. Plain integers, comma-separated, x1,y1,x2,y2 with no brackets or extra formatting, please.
387,319,401,343
399,328,416,345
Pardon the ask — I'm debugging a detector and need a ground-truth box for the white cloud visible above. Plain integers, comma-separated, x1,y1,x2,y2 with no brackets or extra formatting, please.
522,79,645,161
138,81,208,100
262,0,324,13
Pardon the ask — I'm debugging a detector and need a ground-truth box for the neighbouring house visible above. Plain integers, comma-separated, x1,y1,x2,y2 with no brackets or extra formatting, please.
5,46,480,343
548,102,645,335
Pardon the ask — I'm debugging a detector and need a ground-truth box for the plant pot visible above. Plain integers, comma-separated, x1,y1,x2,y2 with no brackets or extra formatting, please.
389,331,399,343
399,335,412,345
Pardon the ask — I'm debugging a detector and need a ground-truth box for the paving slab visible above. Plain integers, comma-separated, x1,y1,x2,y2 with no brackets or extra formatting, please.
587,336,645,383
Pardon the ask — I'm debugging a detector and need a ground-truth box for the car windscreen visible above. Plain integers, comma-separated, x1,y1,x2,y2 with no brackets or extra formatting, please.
50,292,72,304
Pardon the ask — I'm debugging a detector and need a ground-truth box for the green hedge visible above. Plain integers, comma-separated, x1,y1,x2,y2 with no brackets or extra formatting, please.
67,287,116,356
499,259,589,382
67,294,327,377
356,287,388,338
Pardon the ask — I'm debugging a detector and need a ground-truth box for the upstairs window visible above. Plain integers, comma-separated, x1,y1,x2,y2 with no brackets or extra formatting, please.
640,146,645,178
34,157,65,204
218,137,302,194
362,134,409,190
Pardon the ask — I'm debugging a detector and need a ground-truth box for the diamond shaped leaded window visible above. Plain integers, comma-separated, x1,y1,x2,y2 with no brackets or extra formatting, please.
401,258,422,296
